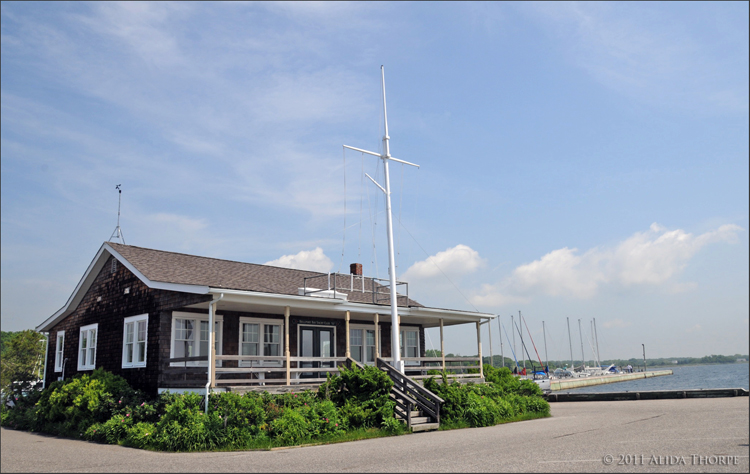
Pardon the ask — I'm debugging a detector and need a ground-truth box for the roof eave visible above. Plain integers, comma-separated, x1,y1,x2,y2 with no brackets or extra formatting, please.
203,288,493,326
36,242,208,332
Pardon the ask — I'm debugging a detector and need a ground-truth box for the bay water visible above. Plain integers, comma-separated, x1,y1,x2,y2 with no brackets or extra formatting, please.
556,363,749,393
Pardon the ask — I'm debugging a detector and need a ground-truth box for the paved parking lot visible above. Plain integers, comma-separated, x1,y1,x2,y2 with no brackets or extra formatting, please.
2,397,748,473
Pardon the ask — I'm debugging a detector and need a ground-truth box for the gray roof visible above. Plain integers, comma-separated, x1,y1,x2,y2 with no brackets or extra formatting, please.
107,243,421,307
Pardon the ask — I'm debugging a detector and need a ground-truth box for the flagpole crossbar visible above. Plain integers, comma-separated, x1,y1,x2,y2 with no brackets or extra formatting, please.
343,145,420,169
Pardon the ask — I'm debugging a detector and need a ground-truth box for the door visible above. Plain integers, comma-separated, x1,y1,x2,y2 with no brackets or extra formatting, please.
299,326,335,379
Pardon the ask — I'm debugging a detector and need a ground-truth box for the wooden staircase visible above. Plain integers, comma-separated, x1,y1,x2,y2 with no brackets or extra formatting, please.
378,358,443,432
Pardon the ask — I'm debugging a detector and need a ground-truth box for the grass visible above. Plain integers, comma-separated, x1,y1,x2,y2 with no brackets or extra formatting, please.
438,411,551,431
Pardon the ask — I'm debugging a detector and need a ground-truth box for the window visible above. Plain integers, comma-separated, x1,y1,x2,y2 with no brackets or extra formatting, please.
78,324,98,370
54,331,65,372
170,312,223,366
239,318,283,367
122,314,148,368
400,328,419,366
350,326,378,365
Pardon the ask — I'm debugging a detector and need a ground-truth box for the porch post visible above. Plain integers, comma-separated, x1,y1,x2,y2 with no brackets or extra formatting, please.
285,306,290,385
488,320,493,367
345,311,351,359
374,313,380,358
476,321,483,376
440,318,445,371
209,306,216,389
205,293,223,415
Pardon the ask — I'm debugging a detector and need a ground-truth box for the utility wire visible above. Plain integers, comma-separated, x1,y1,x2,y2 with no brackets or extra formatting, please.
397,219,481,313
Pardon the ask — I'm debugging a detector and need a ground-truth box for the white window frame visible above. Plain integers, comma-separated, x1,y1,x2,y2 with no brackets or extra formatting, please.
54,331,65,372
122,314,148,368
400,327,420,366
239,317,284,367
170,312,223,367
78,323,98,371
349,324,379,365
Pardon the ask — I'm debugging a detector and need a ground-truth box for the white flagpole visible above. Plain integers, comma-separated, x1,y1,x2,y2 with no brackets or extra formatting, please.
343,66,419,373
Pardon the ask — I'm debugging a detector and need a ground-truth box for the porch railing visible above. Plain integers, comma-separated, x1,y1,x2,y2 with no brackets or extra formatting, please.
162,355,484,388
396,356,484,382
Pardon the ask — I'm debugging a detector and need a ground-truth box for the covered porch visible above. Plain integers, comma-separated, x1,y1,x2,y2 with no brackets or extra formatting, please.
160,287,495,392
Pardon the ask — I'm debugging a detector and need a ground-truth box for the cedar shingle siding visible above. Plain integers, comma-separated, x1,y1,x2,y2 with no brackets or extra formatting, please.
44,256,211,395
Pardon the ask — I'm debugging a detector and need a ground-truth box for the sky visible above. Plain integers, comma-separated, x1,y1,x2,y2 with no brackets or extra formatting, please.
2,1,748,361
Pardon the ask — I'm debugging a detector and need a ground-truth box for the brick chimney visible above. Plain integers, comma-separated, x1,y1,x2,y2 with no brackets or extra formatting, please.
350,263,363,276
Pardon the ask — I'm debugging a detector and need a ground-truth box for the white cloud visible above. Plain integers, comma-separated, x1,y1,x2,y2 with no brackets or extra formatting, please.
402,244,485,281
265,247,333,273
525,2,748,113
472,223,743,308
513,247,604,299
611,223,741,286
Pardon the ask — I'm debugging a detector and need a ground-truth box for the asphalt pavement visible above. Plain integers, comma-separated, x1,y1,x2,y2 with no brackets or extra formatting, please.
1,397,748,473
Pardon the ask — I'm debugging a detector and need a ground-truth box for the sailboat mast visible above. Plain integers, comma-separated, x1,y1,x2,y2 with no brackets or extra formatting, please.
519,311,526,371
578,318,585,369
511,315,516,368
594,317,601,367
590,320,598,367
498,317,504,368
567,317,574,369
542,320,549,371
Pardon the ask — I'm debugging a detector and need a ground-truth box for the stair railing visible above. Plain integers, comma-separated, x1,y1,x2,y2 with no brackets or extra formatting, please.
377,358,443,426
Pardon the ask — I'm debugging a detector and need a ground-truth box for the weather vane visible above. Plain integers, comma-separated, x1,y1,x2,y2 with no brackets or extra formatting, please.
108,184,126,244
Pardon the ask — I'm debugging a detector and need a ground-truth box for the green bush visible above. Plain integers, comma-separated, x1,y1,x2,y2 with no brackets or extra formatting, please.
381,414,407,435
210,391,266,435
270,408,312,445
319,364,395,428
123,422,158,449
31,368,143,436
319,364,393,404
424,367,550,427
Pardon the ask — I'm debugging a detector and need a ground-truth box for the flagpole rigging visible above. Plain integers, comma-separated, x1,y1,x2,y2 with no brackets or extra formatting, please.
343,66,419,373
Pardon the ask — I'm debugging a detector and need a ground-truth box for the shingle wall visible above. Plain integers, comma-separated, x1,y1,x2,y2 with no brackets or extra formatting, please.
42,256,211,396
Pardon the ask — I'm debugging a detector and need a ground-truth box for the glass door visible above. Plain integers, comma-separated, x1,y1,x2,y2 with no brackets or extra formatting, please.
300,327,335,379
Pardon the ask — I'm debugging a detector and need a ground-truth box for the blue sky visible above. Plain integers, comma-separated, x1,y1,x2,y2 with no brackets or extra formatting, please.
2,2,747,360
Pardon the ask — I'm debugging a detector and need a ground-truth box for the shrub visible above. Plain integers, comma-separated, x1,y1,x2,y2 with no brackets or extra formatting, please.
29,368,146,437
210,391,266,433
381,415,407,435
123,422,158,449
424,367,549,427
319,364,393,404
151,393,225,452
270,408,311,445
319,364,395,429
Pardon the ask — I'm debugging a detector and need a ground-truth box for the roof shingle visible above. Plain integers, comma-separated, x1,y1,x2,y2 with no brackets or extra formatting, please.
107,243,421,307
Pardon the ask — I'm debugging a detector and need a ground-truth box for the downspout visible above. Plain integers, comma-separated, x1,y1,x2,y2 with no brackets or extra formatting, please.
42,333,49,389
205,293,224,414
